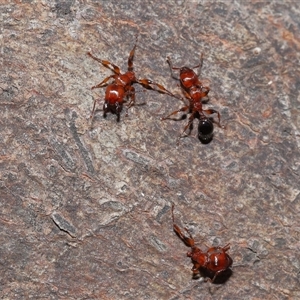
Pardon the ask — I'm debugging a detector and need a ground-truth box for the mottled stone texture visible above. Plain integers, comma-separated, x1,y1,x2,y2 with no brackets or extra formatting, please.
1,1,300,299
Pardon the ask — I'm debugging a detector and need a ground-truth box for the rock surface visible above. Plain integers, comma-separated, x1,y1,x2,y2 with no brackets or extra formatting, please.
1,1,299,299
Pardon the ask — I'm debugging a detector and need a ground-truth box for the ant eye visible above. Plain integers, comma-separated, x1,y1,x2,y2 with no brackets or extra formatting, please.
198,119,213,141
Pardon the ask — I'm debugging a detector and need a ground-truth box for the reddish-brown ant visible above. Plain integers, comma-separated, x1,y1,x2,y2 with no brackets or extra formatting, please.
162,55,223,143
171,204,232,283
87,35,178,123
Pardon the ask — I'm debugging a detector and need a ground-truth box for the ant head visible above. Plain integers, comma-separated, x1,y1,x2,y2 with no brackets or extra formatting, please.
180,67,198,89
198,118,214,143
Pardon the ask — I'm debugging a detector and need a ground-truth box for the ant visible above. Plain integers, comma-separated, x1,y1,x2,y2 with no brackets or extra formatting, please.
162,55,224,143
171,204,232,283
87,35,178,123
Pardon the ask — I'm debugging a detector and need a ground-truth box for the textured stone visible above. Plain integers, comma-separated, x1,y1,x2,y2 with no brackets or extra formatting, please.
1,1,299,299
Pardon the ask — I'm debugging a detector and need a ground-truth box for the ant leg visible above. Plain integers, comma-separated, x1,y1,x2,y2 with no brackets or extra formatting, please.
175,115,195,145
201,93,210,104
137,78,182,100
200,86,210,98
91,75,115,90
171,204,195,248
202,108,223,128
181,117,194,136
90,97,99,124
116,111,120,122
207,268,226,283
161,106,189,120
128,34,138,72
87,52,121,74
194,53,204,77
103,103,109,119
126,86,135,109
166,84,188,106
222,244,231,252
167,55,204,79
191,263,201,279
161,89,192,121
166,56,180,80
124,86,135,117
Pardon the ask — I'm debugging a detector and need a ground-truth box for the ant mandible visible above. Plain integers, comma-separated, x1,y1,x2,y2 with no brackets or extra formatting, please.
171,204,233,283
162,55,224,143
87,35,178,123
